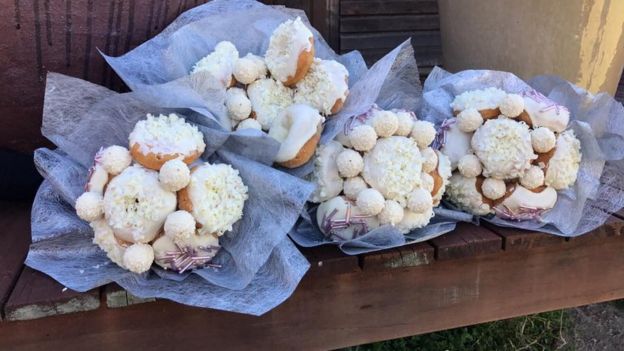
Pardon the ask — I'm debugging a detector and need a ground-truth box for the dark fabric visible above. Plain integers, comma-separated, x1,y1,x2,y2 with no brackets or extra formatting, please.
0,149,43,201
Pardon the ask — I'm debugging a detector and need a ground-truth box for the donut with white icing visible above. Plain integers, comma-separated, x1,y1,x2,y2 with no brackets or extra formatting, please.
316,196,379,241
191,41,239,87
178,162,248,236
429,151,452,206
152,233,220,273
445,173,493,216
310,140,344,203
537,130,582,190
518,90,570,133
247,78,294,130
86,151,109,194
294,58,349,115
233,53,267,85
103,165,177,243
129,113,206,170
451,87,507,119
495,185,557,220
265,17,315,86
268,104,324,168
440,121,472,170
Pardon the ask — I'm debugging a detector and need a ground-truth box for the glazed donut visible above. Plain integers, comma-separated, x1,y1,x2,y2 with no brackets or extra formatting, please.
191,41,239,87
518,90,569,133
445,173,493,216
471,117,536,179
362,136,422,200
233,53,267,85
268,104,324,168
129,113,206,170
177,162,248,236
541,130,582,190
103,165,177,243
440,121,472,170
316,196,380,241
451,87,507,119
310,140,344,203
265,17,315,86
86,151,109,194
495,185,557,220
153,233,220,273
429,151,452,206
294,58,349,115
247,78,294,130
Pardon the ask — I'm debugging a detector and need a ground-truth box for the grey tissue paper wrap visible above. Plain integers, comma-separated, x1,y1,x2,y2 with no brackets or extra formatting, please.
289,43,469,255
26,73,314,315
421,67,624,236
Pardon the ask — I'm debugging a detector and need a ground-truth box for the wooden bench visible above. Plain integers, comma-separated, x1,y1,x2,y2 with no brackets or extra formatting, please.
2,202,624,350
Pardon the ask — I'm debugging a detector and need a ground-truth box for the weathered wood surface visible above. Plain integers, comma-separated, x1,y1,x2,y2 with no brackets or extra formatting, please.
429,222,502,260
2,220,624,350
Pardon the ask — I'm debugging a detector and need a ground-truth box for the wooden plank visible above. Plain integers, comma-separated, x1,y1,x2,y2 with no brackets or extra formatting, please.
355,46,442,67
485,223,568,251
429,223,502,260
300,246,360,276
2,223,624,350
105,284,155,309
0,202,32,321
3,267,100,321
341,31,441,51
566,216,624,245
341,0,438,16
328,0,341,51
341,14,439,33
361,242,434,271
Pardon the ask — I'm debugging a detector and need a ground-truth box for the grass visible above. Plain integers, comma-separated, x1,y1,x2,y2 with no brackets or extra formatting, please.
343,310,572,351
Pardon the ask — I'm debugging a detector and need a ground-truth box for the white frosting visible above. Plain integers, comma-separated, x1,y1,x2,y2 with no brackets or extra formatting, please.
233,53,267,85
356,188,385,216
349,125,377,152
129,113,206,158
164,210,196,242
394,110,415,136
499,94,524,117
531,127,557,153
520,165,545,190
544,130,582,190
471,117,536,179
421,172,434,193
499,186,557,216
441,122,472,170
316,196,379,241
310,141,344,203
343,176,368,200
152,234,220,272
378,200,404,225
446,173,492,215
368,110,399,137
294,58,349,115
122,243,154,273
451,87,506,112
269,104,323,163
456,108,483,133
91,219,126,269
396,208,434,234
336,149,363,178
410,120,437,149
191,41,239,87
458,154,482,178
362,136,422,200
481,178,506,200
159,159,191,192
87,163,109,194
432,151,452,206
226,87,252,121
421,147,438,173
100,145,132,175
236,118,263,131
265,17,313,83
522,90,570,133
76,191,104,222
407,188,433,213
186,163,248,235
247,78,294,130
103,165,177,243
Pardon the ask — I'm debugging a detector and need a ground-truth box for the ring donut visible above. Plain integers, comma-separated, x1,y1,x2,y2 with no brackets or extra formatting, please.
518,90,570,133
495,185,557,220
294,58,349,115
451,87,507,119
310,140,344,203
316,196,379,241
247,78,294,130
129,113,206,170
265,17,315,86
268,104,324,168
191,41,239,88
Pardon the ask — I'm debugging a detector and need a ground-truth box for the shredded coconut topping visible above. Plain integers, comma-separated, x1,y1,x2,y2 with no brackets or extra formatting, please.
247,78,294,130
294,58,349,115
191,41,239,87
265,17,313,83
544,130,582,190
451,87,507,112
129,113,206,157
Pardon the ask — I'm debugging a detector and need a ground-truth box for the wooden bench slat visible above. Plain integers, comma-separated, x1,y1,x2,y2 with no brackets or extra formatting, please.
0,202,32,321
352,46,442,67
361,242,435,271
429,223,502,260
300,245,360,276
341,0,439,16
341,14,440,33
485,223,568,251
340,31,441,51
3,267,100,321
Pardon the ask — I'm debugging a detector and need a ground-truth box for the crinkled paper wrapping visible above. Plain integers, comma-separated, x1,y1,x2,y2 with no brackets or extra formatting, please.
26,73,315,315
289,43,470,255
421,67,624,236
102,0,368,134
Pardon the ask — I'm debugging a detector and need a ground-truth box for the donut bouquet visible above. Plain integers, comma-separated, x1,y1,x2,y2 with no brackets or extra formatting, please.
74,113,248,274
422,68,624,235
189,17,349,168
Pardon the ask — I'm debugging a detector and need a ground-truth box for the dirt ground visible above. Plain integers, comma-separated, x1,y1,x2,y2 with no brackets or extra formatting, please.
567,303,624,350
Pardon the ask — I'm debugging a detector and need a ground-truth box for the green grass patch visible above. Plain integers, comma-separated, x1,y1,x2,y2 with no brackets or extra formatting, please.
343,310,572,351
